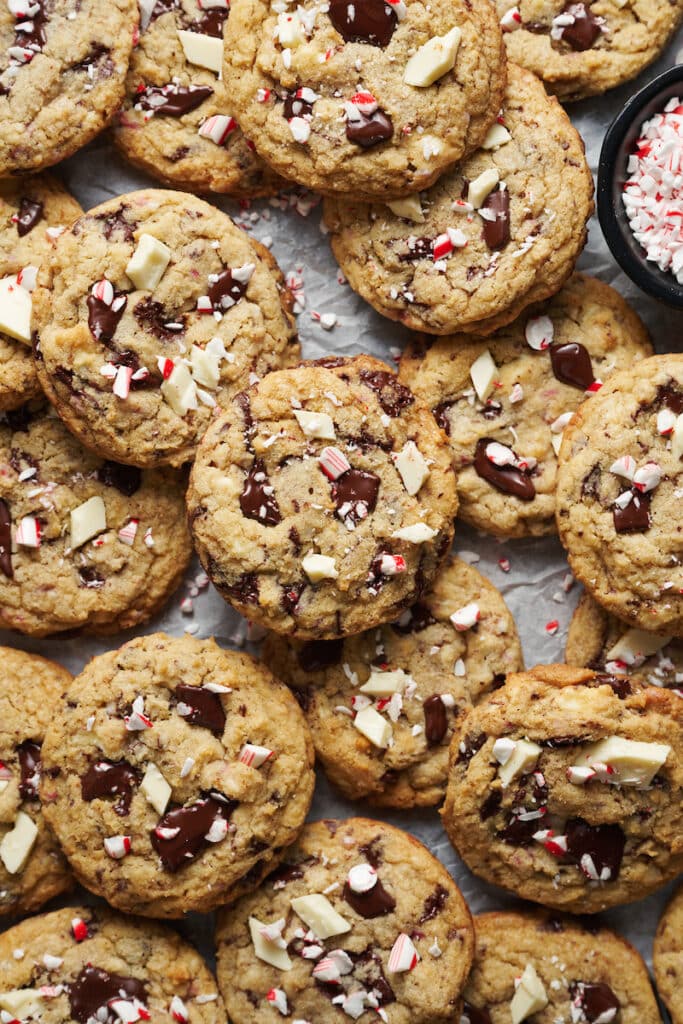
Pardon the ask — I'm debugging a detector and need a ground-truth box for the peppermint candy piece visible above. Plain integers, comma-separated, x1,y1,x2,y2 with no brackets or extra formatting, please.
500,5,521,31
525,315,553,351
169,996,189,1024
450,602,480,631
266,989,288,1015
319,446,351,480
124,695,153,731
609,455,637,481
198,114,237,145
632,461,661,494
387,933,419,973
14,515,40,548
71,917,89,942
104,834,131,859
238,743,274,768
312,948,354,983
346,862,377,893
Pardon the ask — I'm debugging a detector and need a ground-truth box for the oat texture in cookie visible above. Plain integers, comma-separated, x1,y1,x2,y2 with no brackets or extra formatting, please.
220,0,507,198
33,189,299,468
215,817,474,1024
187,355,458,640
262,556,523,808
0,0,136,173
0,403,192,636
556,353,683,636
39,634,315,918
115,0,284,196
0,904,226,1022
496,0,683,103
0,175,82,411
399,274,652,538
654,884,683,1024
442,664,683,913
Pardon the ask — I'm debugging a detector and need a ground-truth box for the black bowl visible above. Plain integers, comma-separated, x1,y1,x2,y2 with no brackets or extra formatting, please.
598,64,683,309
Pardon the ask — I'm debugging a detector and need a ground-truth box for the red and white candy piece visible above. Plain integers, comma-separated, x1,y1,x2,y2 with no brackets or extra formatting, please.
198,114,237,145
349,90,377,115
14,515,40,548
524,315,553,351
113,365,134,400
104,835,131,859
169,997,188,1024
318,446,351,480
347,862,377,893
259,917,288,948
450,601,480,631
484,440,517,467
532,829,568,856
609,455,637,481
71,917,89,942
266,989,288,1015
432,227,467,261
500,5,521,31
16,265,37,291
313,948,354,984
109,998,150,1023
205,817,228,843
632,461,661,493
124,695,153,731
238,743,274,768
657,408,677,435
566,765,596,785
118,518,139,546
91,278,114,305
386,0,407,19
387,933,419,973
378,553,406,576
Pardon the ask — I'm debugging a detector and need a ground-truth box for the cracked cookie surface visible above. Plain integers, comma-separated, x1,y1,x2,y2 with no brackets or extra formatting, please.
654,884,683,1024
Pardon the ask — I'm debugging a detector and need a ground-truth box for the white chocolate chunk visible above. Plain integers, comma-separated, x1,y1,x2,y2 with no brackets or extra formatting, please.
468,168,500,209
551,433,564,456
290,894,351,939
391,523,437,542
293,408,336,439
359,668,409,697
481,123,512,150
249,917,293,970
403,26,461,87
302,553,338,583
469,349,497,403
125,234,172,291
177,30,223,73
0,273,31,344
276,10,305,46
0,989,43,1018
497,738,542,788
571,735,670,788
394,440,430,495
510,964,548,1024
161,362,198,417
672,413,683,461
353,706,392,749
191,340,225,390
386,195,424,223
70,495,107,549
0,811,38,874
606,628,672,666
140,763,172,815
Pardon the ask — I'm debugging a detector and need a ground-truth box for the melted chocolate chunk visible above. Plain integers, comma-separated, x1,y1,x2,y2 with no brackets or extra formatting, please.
581,464,602,500
283,91,314,119
353,949,395,1005
329,0,397,45
359,369,413,417
87,290,127,343
480,789,502,820
569,982,620,1024
0,499,12,578
399,236,434,262
69,965,147,1024
433,401,452,435
392,602,436,634
473,438,535,501
419,883,449,923
71,44,112,75
240,459,281,526
462,1004,492,1024
423,694,448,746
499,811,539,846
134,297,185,341
151,793,236,871
332,468,380,524
17,740,41,800
175,683,226,736
655,382,683,415
282,582,305,614
148,0,179,21
192,6,228,35
565,818,625,880
81,759,140,815
344,876,396,918
78,566,105,588
15,197,43,236
613,491,650,533
550,342,595,390
13,2,46,51
457,732,486,764
96,461,141,496
224,571,259,605
269,861,304,886
235,390,255,450
560,2,601,50
481,188,510,250
595,674,631,698
139,83,213,117
4,404,35,433
297,638,344,671
346,108,393,147
358,836,383,867
208,267,249,310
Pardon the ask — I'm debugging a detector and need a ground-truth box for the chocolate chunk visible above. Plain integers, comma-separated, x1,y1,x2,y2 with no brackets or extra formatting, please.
282,582,305,614
462,1004,493,1024
419,883,449,923
151,793,236,871
87,291,127,343
17,740,41,800
353,949,395,1005
97,210,135,243
655,382,683,415
283,91,314,119
457,732,486,764
269,861,304,886
359,369,413,417
4,404,35,433
499,811,539,847
208,267,250,310
174,683,226,736
97,461,141,496
69,965,147,1024
224,571,259,605
138,83,213,117
433,401,452,435
134,297,185,341
15,197,43,236
392,602,436,634
595,674,631,698
480,789,502,820
0,499,12,578
560,2,601,50
81,759,140,816
613,492,650,533
358,836,383,867
71,44,112,76
569,982,620,1024
344,876,396,918
581,464,602,500
473,438,535,501
329,0,397,45
240,459,281,526
235,389,255,450
399,236,434,262
346,108,393,147
423,694,448,746
481,188,510,250
332,468,380,525
148,0,179,21
550,342,595,390
565,817,625,880
191,6,228,35
297,638,344,671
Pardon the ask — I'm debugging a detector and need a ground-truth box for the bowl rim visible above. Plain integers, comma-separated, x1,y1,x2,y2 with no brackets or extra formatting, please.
597,63,683,308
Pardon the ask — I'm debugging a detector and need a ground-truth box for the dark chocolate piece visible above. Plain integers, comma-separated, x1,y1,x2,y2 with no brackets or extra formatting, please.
81,759,140,816
550,342,595,390
15,197,43,236
240,459,281,526
328,0,397,46
423,694,448,746
174,683,226,736
473,438,535,501
69,965,147,1024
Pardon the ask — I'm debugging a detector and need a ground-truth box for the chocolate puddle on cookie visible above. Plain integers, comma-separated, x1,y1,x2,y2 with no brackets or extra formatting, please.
240,459,282,526
138,83,213,117
328,0,398,46
550,342,595,390
82,759,141,816
151,792,237,871
473,438,536,501
69,965,147,1024
174,683,226,736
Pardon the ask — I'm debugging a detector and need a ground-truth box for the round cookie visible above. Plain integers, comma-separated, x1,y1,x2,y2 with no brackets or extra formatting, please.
567,592,683,691
323,63,594,336
262,556,523,807
33,188,299,468
463,910,660,1024
0,403,192,636
0,904,225,1021
0,0,136,174
442,664,683,913
114,0,284,197
215,817,475,1024
556,353,683,636
220,0,507,198
0,647,73,917
0,175,82,412
654,884,683,1024
40,633,315,918
496,1,683,104
399,274,652,538
187,354,458,640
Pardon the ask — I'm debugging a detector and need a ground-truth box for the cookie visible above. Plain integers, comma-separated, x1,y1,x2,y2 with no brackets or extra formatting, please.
556,353,683,636
442,664,683,913
0,403,192,636
114,0,284,197
33,188,299,468
496,1,683,104
220,0,507,198
0,175,82,412
654,884,683,1024
463,910,660,1024
0,647,73,917
262,556,523,808
567,592,683,691
187,354,458,640
0,904,225,1021
399,274,652,538
0,0,136,174
215,817,475,1024
323,63,594,336
40,633,315,918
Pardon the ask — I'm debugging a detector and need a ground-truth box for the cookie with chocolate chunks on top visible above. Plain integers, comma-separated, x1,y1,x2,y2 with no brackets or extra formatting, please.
654,883,683,1024
323,64,594,337
39,634,315,918
399,274,652,538
187,354,458,640
442,664,683,914
556,353,683,636
215,817,474,1024
262,556,522,808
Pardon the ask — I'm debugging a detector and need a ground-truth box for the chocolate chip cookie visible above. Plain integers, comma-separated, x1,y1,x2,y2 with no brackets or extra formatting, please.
0,403,191,636
262,556,523,808
0,904,225,1022
556,353,683,636
33,188,299,468
654,883,683,1024
215,817,474,1024
399,274,652,538
40,633,315,918
0,647,73,917
220,0,507,198
442,664,683,913
187,355,458,640
323,63,594,336
0,175,82,412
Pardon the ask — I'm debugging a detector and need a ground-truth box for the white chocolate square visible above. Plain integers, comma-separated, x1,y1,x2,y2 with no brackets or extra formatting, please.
126,234,172,291
290,893,351,939
0,811,38,875
249,916,293,970
510,964,548,1024
293,409,336,440
469,349,497,403
140,762,172,815
404,26,461,87
0,273,31,344
497,738,542,788
353,705,392,749
70,495,107,549
177,30,223,73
